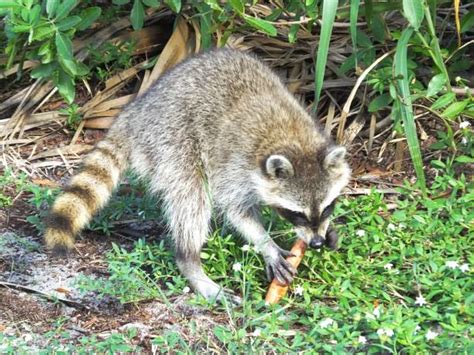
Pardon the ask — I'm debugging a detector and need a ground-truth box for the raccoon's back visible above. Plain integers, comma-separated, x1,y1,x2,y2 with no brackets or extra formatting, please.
116,49,318,166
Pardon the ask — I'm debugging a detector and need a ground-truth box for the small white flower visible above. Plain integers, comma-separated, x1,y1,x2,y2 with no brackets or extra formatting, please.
459,121,471,129
377,328,394,337
387,223,396,231
241,244,251,252
294,285,304,296
446,261,459,269
232,262,242,272
365,313,376,321
460,263,470,272
425,329,438,340
415,295,427,306
414,325,421,334
399,223,406,230
455,76,461,82
358,335,367,344
384,263,393,270
319,318,334,329
461,137,468,145
373,306,381,318
251,328,261,337
356,230,366,237
182,286,190,294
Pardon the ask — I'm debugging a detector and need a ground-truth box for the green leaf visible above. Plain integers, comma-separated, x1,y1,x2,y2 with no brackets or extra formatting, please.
55,31,74,60
455,155,474,163
164,0,181,13
29,4,41,25
349,0,360,68
55,0,77,21
59,56,77,76
441,100,469,119
0,2,21,8
46,0,59,18
75,62,90,76
288,24,299,44
112,0,130,4
38,41,51,56
394,27,426,193
426,73,447,97
228,0,244,14
461,9,474,33
31,62,56,79
244,15,277,36
55,68,75,103
402,0,424,30
131,0,145,30
12,24,31,33
431,92,456,110
32,25,56,41
56,16,82,31
142,0,159,7
38,41,54,63
368,93,393,112
314,0,338,109
76,7,101,31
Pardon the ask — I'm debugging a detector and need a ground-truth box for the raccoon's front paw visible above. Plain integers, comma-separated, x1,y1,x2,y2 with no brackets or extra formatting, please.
264,246,296,285
325,227,339,250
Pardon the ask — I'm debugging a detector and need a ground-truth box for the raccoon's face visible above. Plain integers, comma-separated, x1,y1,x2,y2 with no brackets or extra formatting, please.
256,145,351,249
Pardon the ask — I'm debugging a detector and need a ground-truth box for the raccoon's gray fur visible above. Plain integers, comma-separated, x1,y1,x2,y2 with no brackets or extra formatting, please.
45,48,351,302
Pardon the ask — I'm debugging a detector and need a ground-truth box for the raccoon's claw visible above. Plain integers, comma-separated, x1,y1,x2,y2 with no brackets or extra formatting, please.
264,248,297,285
325,228,339,250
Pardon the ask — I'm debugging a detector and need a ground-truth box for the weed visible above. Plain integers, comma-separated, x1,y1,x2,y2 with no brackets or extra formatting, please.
59,103,82,130
70,160,473,352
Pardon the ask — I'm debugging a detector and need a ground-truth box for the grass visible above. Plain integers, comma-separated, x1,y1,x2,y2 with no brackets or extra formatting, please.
1,158,472,352
73,161,472,353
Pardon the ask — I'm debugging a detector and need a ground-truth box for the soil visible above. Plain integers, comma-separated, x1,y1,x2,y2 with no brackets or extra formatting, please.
0,227,226,351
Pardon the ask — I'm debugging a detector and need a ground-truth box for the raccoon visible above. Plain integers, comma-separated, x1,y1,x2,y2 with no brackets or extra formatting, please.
45,48,351,302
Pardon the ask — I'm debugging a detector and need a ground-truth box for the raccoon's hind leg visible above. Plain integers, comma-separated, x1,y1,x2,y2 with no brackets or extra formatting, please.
162,175,235,303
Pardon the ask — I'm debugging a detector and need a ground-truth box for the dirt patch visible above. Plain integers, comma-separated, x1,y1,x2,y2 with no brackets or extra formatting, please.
0,229,224,350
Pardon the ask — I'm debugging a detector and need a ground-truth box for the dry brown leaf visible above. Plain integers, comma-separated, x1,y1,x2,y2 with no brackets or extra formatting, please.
31,178,60,188
139,17,192,94
83,117,115,129
30,144,93,161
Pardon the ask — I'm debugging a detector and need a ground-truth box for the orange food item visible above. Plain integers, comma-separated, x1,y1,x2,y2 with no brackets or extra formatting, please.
264,239,308,305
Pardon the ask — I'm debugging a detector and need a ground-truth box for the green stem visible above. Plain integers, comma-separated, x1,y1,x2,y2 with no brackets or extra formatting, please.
423,3,452,91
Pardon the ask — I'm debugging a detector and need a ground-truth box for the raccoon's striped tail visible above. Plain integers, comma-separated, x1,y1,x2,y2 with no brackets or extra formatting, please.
44,138,129,255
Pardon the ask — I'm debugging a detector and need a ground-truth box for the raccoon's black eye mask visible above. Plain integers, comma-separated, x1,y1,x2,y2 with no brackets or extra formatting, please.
276,200,337,227
276,208,308,226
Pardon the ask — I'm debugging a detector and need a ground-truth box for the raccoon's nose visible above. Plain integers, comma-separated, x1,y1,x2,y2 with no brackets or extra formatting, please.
309,235,325,249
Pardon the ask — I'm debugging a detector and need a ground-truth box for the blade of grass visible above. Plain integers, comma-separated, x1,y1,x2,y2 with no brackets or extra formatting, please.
394,28,426,194
454,0,461,46
313,0,338,111
350,0,360,69
420,4,452,91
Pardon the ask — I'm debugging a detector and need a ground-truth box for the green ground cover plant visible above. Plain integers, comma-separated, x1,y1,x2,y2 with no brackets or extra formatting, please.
73,160,473,353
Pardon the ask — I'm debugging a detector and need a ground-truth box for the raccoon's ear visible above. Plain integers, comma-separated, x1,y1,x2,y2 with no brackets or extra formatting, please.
265,155,294,179
324,146,347,169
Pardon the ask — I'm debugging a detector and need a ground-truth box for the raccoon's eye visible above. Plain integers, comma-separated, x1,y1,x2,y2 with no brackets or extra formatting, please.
320,200,337,220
